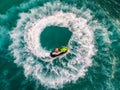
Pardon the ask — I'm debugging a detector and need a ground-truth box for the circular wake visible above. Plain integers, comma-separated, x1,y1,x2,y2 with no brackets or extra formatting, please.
9,2,97,88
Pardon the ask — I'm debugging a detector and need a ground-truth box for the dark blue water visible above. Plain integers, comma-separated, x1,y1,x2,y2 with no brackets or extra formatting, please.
40,26,72,50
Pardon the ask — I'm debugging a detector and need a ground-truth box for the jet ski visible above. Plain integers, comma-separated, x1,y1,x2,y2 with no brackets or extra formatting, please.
50,47,68,57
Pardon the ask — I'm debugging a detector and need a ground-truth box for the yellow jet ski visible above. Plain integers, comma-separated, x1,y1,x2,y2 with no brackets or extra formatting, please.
50,47,68,57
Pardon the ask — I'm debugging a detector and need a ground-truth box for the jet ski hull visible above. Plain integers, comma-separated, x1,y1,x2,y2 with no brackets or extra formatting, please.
50,51,67,57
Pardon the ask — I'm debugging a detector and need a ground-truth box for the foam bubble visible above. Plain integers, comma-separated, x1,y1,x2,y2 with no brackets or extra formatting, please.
9,2,97,88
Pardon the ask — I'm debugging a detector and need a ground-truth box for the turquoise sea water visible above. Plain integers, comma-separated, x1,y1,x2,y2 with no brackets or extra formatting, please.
0,0,120,90
40,26,72,50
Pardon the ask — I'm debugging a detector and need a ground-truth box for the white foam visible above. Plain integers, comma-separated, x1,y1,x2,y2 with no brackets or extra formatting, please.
9,2,97,88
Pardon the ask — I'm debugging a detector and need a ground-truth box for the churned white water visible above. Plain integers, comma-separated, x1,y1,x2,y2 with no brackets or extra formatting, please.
9,2,102,88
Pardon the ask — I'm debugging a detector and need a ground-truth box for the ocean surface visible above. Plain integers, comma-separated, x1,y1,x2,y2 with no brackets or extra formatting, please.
0,0,120,90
